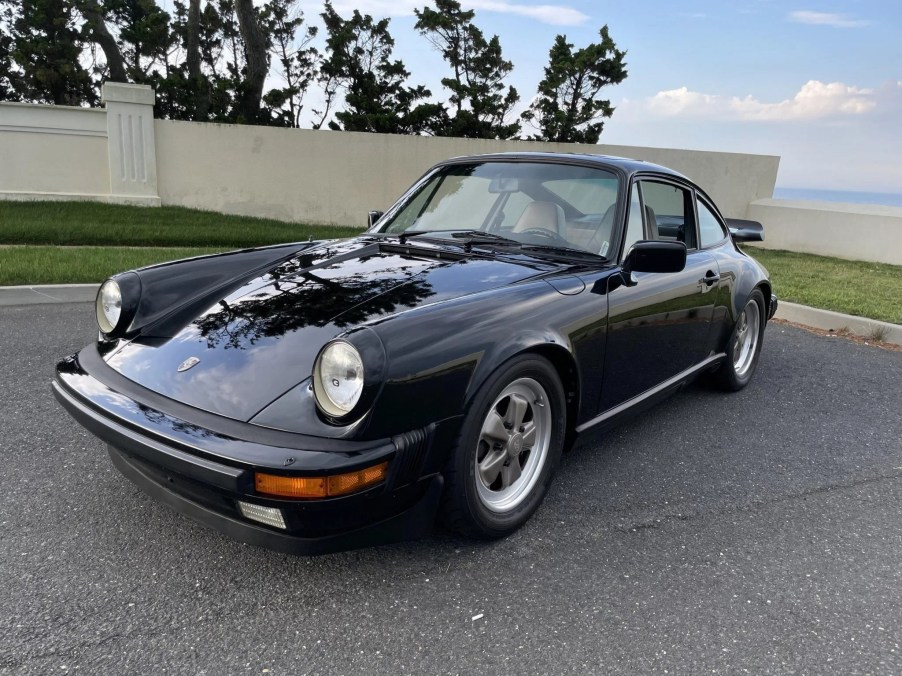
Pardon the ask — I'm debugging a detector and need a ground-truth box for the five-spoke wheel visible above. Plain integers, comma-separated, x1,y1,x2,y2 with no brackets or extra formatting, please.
713,289,766,391
732,297,761,378
475,378,552,513
441,355,566,538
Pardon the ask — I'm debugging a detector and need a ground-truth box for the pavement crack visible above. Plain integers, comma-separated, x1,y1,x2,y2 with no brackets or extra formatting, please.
612,470,902,535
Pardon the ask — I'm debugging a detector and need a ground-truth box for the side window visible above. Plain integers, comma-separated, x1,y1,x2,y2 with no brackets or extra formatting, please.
637,180,697,249
621,183,644,261
698,199,728,248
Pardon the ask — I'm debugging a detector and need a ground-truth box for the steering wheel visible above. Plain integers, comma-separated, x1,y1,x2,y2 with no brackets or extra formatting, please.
517,227,571,247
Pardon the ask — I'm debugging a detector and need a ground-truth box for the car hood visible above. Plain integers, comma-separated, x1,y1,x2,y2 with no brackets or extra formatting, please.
105,237,553,421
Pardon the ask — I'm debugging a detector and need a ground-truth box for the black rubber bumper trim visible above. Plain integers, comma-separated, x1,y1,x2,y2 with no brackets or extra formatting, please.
53,379,251,492
110,447,444,556
53,362,397,472
769,293,779,320
72,345,392,455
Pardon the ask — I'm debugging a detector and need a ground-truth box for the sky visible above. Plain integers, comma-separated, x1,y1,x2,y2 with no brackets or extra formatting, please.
291,0,902,193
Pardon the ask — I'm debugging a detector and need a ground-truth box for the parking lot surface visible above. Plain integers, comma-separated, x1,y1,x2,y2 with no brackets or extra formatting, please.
1,302,900,675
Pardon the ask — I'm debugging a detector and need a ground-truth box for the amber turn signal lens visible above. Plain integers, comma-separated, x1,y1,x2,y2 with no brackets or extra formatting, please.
255,461,389,499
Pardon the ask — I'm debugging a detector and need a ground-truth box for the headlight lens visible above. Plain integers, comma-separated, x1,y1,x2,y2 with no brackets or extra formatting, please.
314,341,364,417
96,279,122,334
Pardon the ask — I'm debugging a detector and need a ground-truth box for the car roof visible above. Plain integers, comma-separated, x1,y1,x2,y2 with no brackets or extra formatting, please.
437,151,690,182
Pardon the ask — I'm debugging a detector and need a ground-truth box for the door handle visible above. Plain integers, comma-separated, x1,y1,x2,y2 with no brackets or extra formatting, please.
700,271,720,286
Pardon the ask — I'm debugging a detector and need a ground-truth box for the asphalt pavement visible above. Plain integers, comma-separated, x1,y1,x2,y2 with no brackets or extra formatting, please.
1,302,900,675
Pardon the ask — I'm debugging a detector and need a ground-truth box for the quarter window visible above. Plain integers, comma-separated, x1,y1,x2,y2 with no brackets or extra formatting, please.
698,200,728,248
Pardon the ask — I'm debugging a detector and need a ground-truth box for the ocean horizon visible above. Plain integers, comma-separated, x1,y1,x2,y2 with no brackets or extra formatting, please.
773,187,902,208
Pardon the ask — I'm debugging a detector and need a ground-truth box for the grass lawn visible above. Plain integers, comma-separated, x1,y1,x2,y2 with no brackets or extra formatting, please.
1,202,899,325
0,246,224,285
0,201,360,247
744,246,902,325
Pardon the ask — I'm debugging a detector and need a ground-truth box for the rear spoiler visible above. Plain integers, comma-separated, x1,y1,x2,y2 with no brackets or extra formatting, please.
725,218,764,243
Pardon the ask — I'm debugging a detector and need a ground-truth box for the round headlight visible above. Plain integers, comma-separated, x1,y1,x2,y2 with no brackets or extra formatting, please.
96,279,122,334
314,341,364,417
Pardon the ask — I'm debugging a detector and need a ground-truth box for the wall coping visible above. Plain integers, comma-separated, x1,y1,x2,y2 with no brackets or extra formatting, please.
751,197,902,217
102,82,156,106
0,101,106,114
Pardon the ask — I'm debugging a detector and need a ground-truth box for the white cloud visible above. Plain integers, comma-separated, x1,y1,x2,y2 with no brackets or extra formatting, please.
788,10,869,28
644,80,878,121
468,0,588,25
313,0,588,26
606,82,902,194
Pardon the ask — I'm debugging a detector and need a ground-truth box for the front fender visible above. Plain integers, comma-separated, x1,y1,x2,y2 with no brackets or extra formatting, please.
364,279,600,438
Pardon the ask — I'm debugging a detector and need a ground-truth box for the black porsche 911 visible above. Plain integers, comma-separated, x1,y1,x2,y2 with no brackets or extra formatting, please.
53,152,777,555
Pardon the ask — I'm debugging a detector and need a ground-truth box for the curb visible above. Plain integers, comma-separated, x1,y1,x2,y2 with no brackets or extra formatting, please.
0,283,98,307
774,301,902,346
1,284,899,346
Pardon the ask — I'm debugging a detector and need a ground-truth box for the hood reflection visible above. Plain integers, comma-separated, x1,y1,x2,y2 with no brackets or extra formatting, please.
193,251,436,350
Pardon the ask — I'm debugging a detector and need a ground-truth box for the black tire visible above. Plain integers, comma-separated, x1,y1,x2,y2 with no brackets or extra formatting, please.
712,289,766,391
440,354,566,539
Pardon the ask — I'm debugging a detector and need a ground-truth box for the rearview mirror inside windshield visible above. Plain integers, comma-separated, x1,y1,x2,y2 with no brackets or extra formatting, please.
488,176,519,193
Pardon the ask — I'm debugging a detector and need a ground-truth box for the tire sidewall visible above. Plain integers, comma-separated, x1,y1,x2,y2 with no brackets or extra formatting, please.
448,355,566,538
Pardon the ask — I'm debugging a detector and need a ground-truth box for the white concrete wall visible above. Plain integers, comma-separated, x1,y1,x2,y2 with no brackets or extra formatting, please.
0,84,160,205
6,85,900,268
747,198,902,265
154,120,779,225
1,87,778,221
0,102,110,197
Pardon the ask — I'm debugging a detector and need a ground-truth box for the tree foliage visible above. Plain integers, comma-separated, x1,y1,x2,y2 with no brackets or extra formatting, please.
0,0,628,141
6,0,96,105
316,2,442,134
261,0,317,127
522,27,627,144
0,5,23,100
414,0,519,139
83,0,170,83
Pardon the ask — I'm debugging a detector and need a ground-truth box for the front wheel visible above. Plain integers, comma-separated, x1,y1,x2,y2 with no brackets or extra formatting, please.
712,289,765,391
440,355,566,539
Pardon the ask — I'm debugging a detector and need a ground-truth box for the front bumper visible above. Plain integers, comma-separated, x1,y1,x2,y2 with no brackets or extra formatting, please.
769,292,779,320
53,346,452,555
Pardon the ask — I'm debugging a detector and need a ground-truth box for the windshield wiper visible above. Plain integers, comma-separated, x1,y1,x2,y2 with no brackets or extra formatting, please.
382,231,440,244
391,230,521,247
448,230,519,244
517,244,606,261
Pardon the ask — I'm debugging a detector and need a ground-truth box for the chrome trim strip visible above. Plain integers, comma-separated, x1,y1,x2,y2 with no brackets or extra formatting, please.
575,354,726,433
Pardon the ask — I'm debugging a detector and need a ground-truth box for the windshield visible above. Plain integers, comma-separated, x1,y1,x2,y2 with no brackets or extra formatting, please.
376,162,621,257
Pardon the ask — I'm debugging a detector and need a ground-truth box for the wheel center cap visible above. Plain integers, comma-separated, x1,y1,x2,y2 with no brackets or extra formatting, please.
508,433,524,457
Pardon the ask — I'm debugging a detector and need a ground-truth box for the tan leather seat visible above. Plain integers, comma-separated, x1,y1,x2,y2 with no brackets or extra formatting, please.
512,201,566,236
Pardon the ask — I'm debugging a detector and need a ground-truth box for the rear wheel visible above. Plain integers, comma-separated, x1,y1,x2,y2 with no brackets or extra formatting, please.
713,289,765,391
441,355,566,538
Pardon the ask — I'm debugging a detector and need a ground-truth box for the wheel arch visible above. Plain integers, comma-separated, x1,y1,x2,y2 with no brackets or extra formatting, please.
465,340,581,451
522,344,581,451
755,280,773,318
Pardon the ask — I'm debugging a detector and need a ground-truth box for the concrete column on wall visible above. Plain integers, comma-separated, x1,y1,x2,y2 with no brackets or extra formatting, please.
102,83,160,206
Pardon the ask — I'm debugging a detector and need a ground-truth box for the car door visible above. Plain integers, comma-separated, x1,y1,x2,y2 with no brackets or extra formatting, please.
599,177,721,411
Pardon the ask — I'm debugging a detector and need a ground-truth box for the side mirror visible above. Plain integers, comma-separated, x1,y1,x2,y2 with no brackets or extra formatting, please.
622,240,687,281
368,210,384,228
725,218,764,242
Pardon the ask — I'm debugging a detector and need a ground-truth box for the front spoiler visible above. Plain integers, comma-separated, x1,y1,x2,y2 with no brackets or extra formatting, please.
110,446,443,556
52,348,451,555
